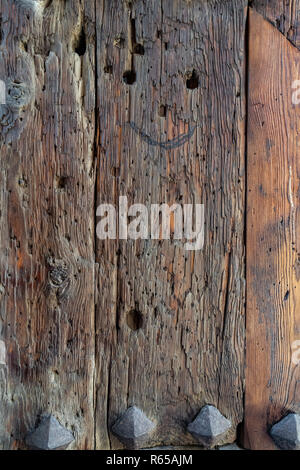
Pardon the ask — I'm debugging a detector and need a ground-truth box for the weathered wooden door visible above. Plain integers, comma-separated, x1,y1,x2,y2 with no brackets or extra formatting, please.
0,0,299,451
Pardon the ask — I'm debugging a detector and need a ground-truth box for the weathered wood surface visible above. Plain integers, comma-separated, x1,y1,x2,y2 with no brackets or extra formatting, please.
252,0,300,50
95,0,247,449
0,0,96,449
3,0,299,452
244,8,300,450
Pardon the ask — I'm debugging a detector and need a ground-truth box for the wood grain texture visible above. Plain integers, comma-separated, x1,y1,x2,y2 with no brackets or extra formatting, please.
0,0,96,449
95,0,247,449
252,0,300,50
244,8,300,450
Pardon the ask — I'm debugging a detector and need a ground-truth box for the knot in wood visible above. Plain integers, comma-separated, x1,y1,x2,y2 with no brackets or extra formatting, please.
0,105,15,131
49,266,69,288
0,80,33,140
47,258,70,288
6,81,31,111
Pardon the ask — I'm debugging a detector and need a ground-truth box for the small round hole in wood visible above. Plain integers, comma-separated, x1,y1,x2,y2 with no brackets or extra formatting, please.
186,70,199,90
74,28,86,56
123,70,136,85
126,309,143,331
104,64,113,74
133,43,144,55
158,104,166,117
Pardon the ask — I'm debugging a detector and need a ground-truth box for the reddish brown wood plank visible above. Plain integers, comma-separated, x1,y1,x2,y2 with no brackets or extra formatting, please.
95,0,247,449
244,8,300,450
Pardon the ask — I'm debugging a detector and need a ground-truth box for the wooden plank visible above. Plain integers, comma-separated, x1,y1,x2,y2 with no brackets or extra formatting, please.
244,8,300,450
95,0,247,449
252,0,300,50
0,0,96,449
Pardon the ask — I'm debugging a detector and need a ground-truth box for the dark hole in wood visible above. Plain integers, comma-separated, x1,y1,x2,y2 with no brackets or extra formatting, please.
74,27,86,56
104,64,113,74
56,176,67,189
126,309,143,331
186,70,199,90
133,43,144,55
158,104,166,117
111,166,120,177
130,18,144,56
113,36,124,48
123,70,136,85
18,177,27,188
22,41,28,52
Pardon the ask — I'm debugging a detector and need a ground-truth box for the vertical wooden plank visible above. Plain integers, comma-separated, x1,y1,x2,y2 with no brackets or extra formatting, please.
95,0,247,449
245,8,300,450
0,0,96,449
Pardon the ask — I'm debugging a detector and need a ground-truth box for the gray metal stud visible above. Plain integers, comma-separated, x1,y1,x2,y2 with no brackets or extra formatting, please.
270,413,300,450
26,415,74,450
112,406,155,449
187,405,232,448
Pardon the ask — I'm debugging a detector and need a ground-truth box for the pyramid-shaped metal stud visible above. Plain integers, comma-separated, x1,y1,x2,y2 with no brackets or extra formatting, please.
270,413,300,450
111,406,155,449
219,443,243,450
187,405,232,448
26,415,74,450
